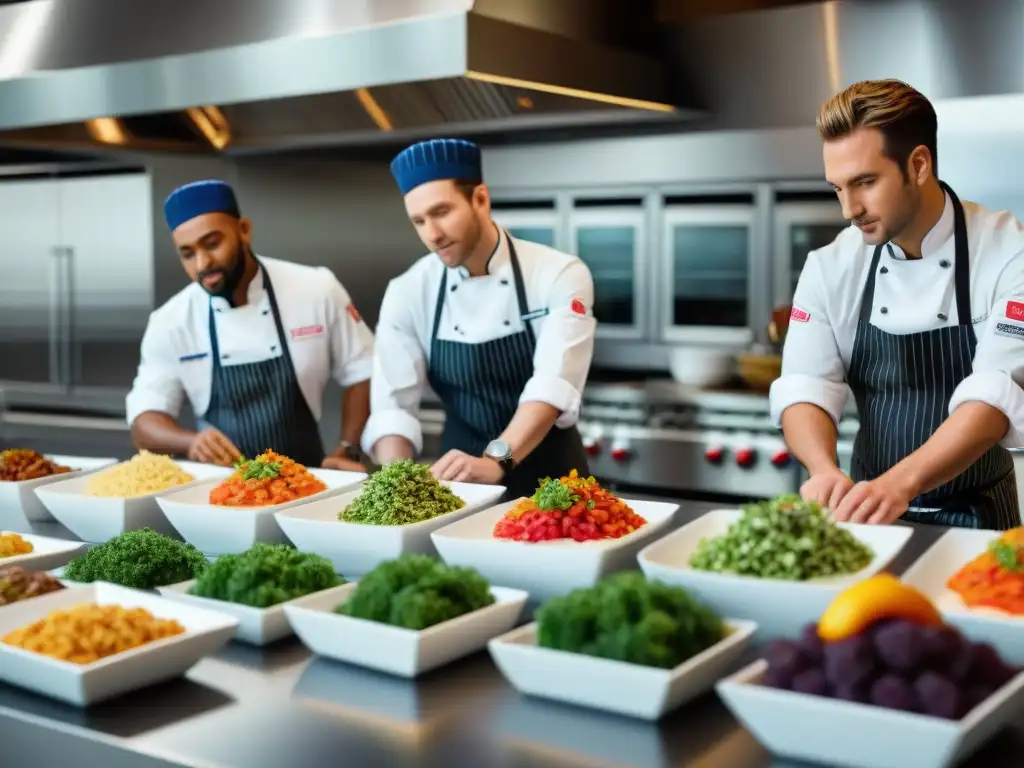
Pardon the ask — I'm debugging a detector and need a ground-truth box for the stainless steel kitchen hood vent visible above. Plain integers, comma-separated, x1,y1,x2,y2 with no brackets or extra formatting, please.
0,0,696,154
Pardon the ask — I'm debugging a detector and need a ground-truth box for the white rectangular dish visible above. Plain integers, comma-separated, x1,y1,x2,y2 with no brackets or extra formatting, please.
33,460,233,543
284,582,528,677
0,454,117,528
0,582,238,706
0,532,87,572
430,498,679,601
488,619,757,720
716,659,1024,768
156,580,351,646
900,529,1023,665
156,468,366,556
274,481,505,576
637,508,914,640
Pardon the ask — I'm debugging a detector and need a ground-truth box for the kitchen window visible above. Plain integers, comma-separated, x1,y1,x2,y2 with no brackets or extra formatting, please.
772,199,848,308
492,202,560,250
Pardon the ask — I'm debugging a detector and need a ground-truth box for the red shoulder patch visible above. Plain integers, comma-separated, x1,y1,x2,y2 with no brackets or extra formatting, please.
790,306,811,323
571,299,586,316
1006,300,1024,322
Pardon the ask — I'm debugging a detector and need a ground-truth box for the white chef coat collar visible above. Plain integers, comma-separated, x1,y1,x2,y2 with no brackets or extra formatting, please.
454,223,506,280
208,256,269,310
886,191,954,261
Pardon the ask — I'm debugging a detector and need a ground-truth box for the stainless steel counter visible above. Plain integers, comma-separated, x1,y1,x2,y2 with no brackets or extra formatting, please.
4,502,1023,768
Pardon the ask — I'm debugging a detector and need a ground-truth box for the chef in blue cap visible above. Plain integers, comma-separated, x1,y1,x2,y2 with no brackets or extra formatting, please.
126,180,374,469
362,138,597,497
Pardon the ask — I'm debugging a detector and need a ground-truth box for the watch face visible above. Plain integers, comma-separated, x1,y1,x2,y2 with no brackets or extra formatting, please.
485,440,512,461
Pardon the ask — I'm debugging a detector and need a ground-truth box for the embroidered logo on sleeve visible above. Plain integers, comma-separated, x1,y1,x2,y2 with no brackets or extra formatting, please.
1006,300,1024,322
346,303,361,323
790,306,811,323
995,322,1024,340
290,324,325,340
571,299,587,316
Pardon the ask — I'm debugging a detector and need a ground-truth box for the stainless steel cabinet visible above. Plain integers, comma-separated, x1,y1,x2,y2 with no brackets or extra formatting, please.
772,200,848,308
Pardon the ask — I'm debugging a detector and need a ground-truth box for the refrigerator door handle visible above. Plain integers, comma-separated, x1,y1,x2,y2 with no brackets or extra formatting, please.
48,246,74,389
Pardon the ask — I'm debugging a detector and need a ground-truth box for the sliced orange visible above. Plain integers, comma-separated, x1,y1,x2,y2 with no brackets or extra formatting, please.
817,573,942,643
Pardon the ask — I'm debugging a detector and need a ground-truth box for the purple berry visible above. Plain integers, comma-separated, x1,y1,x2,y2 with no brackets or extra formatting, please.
918,625,965,670
833,681,871,703
791,668,830,697
870,674,920,712
873,620,925,672
764,664,794,690
967,643,1015,688
948,644,976,683
824,634,878,688
799,624,824,663
766,640,809,682
913,672,962,719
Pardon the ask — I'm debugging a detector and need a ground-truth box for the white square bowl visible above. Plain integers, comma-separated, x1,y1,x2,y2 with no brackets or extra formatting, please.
0,531,87,572
637,508,914,640
274,481,505,576
900,529,1024,665
0,455,117,528
155,468,366,556
488,618,757,721
716,659,1024,768
429,498,679,601
0,582,239,706
33,460,233,543
284,582,529,677
156,579,352,646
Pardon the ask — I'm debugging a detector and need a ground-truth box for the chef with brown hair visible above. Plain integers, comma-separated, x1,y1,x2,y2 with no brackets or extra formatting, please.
771,79,1024,529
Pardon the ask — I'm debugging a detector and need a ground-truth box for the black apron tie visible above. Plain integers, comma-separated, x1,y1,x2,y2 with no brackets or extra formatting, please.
203,259,325,468
426,234,590,500
846,182,1020,529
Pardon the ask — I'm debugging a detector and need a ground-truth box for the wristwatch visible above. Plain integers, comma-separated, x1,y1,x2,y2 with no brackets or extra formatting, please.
484,440,517,477
337,441,361,463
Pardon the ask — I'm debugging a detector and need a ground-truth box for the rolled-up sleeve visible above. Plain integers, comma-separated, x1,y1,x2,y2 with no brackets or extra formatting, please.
124,315,186,426
361,279,426,456
323,269,374,388
769,252,850,426
949,267,1024,448
520,259,596,429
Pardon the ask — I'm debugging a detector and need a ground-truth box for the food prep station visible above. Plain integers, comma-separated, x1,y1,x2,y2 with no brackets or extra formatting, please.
0,448,1022,768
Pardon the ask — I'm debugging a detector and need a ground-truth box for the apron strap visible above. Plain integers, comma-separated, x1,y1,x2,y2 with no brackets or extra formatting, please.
858,245,886,323
430,268,449,347
506,235,537,347
940,181,974,336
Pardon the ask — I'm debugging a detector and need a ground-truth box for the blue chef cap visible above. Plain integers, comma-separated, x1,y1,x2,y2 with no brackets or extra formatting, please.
163,180,241,231
390,138,482,195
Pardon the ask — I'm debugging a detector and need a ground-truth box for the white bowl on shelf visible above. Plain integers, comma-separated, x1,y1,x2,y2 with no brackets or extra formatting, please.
274,481,505,576
284,582,528,678
488,619,757,720
33,460,232,544
0,531,86,573
156,579,351,646
0,455,117,529
716,659,1024,768
430,498,679,601
668,346,734,389
156,468,366,556
637,508,914,640
0,582,238,706
900,529,1024,665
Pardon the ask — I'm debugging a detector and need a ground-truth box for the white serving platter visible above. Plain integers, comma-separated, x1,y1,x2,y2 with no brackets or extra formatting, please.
284,582,528,678
0,582,238,706
0,531,87,572
156,468,366,556
900,528,1023,665
488,618,757,720
274,481,505,576
156,579,351,646
637,508,914,640
0,454,117,529
430,498,679,601
33,460,233,543
716,659,1024,768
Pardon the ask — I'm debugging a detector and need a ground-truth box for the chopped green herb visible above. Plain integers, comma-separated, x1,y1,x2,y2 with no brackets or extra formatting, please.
989,540,1023,572
339,459,464,526
531,477,578,511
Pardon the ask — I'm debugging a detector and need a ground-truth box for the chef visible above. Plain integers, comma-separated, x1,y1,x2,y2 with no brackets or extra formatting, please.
126,180,374,470
362,138,596,498
771,79,1024,529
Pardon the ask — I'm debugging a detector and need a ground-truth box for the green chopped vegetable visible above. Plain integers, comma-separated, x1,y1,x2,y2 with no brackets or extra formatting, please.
336,554,494,630
990,539,1023,572
532,477,578,511
234,455,281,481
188,543,342,607
688,494,874,580
63,528,209,589
536,571,726,669
339,459,465,526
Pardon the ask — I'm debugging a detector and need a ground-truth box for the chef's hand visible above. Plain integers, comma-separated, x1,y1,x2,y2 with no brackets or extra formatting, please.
187,428,242,467
831,471,914,525
431,450,504,484
800,467,854,511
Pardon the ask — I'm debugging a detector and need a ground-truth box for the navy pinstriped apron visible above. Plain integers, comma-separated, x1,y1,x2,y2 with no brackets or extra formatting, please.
203,260,325,468
848,182,1020,530
427,235,590,500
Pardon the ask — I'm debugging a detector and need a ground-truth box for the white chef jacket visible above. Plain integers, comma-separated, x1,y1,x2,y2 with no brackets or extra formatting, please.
770,192,1024,449
125,256,374,426
361,229,596,456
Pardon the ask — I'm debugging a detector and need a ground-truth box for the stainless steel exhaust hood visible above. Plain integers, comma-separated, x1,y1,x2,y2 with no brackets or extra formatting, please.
0,0,699,154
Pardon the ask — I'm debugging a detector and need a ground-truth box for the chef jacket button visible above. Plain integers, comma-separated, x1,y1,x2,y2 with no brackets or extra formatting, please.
450,284,458,292
503,320,510,326
940,259,951,268
880,307,889,314
938,313,947,321
271,345,277,351
221,354,229,360
501,279,509,285
880,266,889,274
262,309,270,315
